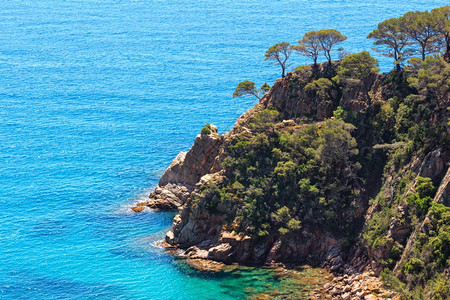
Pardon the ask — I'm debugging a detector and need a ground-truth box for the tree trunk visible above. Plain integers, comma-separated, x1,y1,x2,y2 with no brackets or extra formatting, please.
420,42,426,60
445,43,450,62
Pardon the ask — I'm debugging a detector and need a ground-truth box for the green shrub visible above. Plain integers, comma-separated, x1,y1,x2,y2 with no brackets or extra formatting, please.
201,124,212,135
363,205,394,247
404,258,424,274
390,244,402,260
250,109,279,131
416,176,436,199
406,178,436,216
287,218,301,230
333,106,347,120
428,274,450,300
380,269,407,296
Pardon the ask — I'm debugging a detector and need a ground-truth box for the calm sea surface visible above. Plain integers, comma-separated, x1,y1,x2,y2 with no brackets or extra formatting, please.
0,1,447,299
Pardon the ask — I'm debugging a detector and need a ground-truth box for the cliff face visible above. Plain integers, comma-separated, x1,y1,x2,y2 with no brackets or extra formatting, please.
142,60,449,292
144,125,223,210
365,148,449,276
156,65,383,268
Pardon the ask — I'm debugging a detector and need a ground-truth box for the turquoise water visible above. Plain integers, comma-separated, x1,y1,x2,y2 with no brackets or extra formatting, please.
0,1,448,299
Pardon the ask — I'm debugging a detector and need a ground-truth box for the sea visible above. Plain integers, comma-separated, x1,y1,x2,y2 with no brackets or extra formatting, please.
0,1,448,299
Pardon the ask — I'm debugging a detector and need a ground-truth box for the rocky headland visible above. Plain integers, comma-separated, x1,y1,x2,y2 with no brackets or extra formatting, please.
135,57,449,298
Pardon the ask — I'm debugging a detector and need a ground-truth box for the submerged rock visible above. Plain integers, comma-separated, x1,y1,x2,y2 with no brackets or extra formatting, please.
185,258,226,273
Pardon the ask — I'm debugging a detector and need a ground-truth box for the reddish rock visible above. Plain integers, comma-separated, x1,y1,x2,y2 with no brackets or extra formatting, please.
131,206,145,213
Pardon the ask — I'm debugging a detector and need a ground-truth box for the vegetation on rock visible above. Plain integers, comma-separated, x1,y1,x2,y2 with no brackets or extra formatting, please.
158,5,449,299
200,123,212,135
233,80,271,100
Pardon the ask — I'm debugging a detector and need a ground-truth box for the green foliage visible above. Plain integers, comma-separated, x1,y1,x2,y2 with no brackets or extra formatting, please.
294,30,323,66
250,109,279,131
398,203,450,291
315,29,347,64
233,81,271,100
416,176,436,198
428,274,450,300
334,51,380,86
406,177,436,216
363,202,394,247
221,118,361,235
390,244,403,260
431,6,450,60
368,5,450,69
380,269,407,295
271,206,301,235
287,218,301,230
294,29,347,67
304,78,334,100
407,54,450,101
400,10,440,60
294,64,313,77
317,120,359,172
404,257,425,274
407,193,432,216
367,17,412,70
201,124,212,135
332,106,347,121
261,82,271,93
265,42,293,78
373,102,395,142
233,80,262,100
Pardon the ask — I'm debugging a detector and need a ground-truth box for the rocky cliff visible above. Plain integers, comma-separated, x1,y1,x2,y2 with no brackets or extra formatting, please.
154,63,392,269
139,58,449,297
135,125,223,210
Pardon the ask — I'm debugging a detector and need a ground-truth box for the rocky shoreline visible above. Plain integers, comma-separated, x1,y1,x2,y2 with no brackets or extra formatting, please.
162,240,398,299
309,272,399,300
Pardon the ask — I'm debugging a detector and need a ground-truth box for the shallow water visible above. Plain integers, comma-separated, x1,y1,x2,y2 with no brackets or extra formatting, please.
0,0,448,299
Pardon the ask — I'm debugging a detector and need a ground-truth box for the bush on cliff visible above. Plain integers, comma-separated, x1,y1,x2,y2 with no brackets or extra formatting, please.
201,124,212,135
219,118,361,237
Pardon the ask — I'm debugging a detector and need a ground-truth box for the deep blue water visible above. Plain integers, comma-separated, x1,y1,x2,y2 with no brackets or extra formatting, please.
1,1,448,299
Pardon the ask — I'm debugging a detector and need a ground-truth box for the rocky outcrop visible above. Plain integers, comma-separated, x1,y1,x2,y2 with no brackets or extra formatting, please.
185,258,227,273
142,62,447,298
146,184,190,210
417,148,446,184
132,125,224,211
434,167,450,206
167,204,348,268
310,272,399,300
261,64,384,123
262,72,337,121
392,162,449,275
158,125,223,187
165,174,229,247
155,68,390,269
364,149,449,275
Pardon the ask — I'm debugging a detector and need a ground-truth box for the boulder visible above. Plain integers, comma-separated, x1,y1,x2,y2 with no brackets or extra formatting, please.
185,258,226,273
131,206,145,213
207,243,233,262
